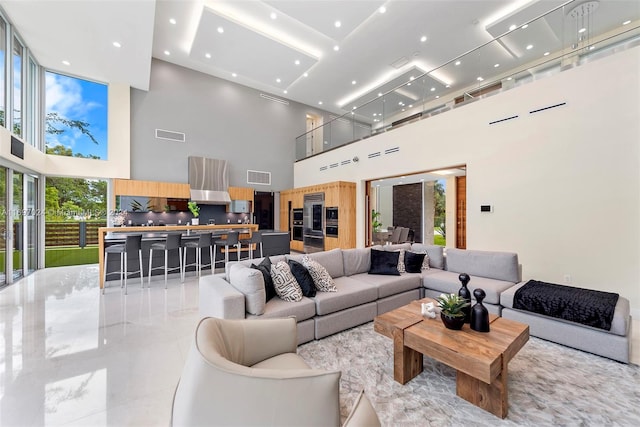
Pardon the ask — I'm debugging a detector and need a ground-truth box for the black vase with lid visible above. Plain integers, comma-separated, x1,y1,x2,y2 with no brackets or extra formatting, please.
458,273,471,323
470,288,490,332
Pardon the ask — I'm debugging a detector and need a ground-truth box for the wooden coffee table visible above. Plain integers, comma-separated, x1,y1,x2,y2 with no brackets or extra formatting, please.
374,298,529,418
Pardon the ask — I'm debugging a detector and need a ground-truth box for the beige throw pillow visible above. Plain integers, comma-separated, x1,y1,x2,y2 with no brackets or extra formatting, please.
270,261,303,302
302,255,337,292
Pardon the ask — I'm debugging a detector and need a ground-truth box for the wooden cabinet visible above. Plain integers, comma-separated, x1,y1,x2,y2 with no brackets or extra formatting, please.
227,186,254,213
279,181,356,251
113,179,191,210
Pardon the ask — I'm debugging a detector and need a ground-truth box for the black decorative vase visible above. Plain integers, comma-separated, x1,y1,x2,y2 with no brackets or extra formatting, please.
470,288,490,332
458,273,472,323
440,312,465,330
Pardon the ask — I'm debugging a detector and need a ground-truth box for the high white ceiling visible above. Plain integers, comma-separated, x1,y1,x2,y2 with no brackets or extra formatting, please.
1,0,638,122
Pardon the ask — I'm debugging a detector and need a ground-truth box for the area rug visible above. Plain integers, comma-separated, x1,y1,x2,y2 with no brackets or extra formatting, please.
297,322,640,426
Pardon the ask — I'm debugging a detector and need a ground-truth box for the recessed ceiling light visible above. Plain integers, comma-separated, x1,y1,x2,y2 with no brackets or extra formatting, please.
507,77,513,80
113,41,121,48
589,45,595,50
232,73,237,77
333,45,340,51
522,24,529,29
283,90,288,94
430,87,435,91
435,95,440,99
526,44,533,50
578,27,587,33
477,76,484,81
445,84,450,88
270,12,277,20
379,6,386,14
494,63,500,68
401,109,405,112
509,24,517,31
303,72,308,77
294,59,300,65
410,76,415,81
217,27,224,34
378,92,383,97
334,20,341,28
62,60,70,66
408,104,413,108
164,50,170,56
352,106,357,110
543,51,550,56
420,35,427,42
623,20,631,25
373,113,377,116
455,60,461,66
276,78,281,83
205,53,211,58
318,101,323,105
352,80,356,85
169,18,176,25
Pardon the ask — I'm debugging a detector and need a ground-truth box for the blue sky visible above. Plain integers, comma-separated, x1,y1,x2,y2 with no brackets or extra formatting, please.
45,71,108,159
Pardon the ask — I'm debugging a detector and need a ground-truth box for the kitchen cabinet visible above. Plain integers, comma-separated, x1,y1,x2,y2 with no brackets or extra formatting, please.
113,179,190,204
279,181,356,251
227,186,254,213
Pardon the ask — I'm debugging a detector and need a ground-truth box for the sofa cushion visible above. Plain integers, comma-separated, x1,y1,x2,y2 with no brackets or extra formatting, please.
250,257,276,301
445,248,519,283
369,249,400,276
342,248,371,276
290,248,344,279
300,256,337,292
404,251,425,273
422,270,515,305
288,259,316,298
228,263,266,315
410,244,444,270
247,296,316,322
270,261,303,302
313,277,378,316
351,272,422,299
382,243,412,252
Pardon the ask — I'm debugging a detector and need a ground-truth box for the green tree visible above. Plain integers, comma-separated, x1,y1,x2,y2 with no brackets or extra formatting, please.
434,180,446,238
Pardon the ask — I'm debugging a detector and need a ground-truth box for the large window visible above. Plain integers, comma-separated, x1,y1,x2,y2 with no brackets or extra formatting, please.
0,18,5,128
12,35,22,136
45,71,108,159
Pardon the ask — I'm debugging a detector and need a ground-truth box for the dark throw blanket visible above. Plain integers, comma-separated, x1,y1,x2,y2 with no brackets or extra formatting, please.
513,280,619,331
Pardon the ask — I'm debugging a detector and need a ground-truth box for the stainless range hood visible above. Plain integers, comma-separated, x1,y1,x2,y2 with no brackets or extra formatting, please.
188,156,232,204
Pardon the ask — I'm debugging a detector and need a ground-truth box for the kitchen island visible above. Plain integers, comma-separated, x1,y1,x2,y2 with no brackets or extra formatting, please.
98,224,257,289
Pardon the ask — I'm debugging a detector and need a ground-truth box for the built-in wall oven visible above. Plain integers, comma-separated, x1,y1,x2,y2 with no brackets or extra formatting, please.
291,208,303,241
325,207,338,238
303,193,324,253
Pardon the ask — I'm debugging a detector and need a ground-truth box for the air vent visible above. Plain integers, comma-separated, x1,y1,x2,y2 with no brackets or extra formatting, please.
391,56,410,69
329,163,339,168
260,93,289,105
489,115,519,125
368,152,381,158
384,147,400,155
320,166,328,171
530,102,566,114
247,170,271,185
340,159,351,166
155,129,185,142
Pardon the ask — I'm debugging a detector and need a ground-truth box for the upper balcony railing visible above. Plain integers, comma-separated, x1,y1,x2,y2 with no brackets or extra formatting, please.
295,0,640,161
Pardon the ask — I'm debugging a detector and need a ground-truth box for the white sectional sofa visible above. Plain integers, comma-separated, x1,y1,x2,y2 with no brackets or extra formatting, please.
199,244,632,363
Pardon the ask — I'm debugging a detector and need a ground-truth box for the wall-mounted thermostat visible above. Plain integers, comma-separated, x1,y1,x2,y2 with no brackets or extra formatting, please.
480,205,493,212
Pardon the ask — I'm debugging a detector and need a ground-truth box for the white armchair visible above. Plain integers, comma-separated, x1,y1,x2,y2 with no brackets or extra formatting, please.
171,317,380,426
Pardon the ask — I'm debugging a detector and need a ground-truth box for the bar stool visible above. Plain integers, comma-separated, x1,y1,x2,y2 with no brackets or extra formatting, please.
213,231,241,268
148,233,183,287
239,230,263,260
103,234,144,295
183,232,213,278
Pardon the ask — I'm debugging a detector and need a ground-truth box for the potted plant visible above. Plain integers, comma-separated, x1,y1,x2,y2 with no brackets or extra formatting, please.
371,210,382,232
435,293,470,330
188,201,200,225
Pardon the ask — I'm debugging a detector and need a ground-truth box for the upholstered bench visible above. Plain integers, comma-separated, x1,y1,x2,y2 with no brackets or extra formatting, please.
500,281,631,363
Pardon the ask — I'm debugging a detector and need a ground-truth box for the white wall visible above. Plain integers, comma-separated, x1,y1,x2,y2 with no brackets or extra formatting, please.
294,47,640,315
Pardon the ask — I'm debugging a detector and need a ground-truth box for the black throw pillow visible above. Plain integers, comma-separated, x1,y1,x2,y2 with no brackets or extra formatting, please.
251,257,276,301
287,259,316,297
369,249,400,275
404,251,426,273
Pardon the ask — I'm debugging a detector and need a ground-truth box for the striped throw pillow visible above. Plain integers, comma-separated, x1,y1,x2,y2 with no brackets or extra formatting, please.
270,261,303,302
